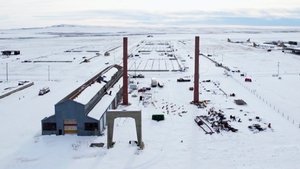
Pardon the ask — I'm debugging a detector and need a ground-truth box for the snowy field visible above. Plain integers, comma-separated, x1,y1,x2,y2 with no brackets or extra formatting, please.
0,26,300,169
128,40,183,71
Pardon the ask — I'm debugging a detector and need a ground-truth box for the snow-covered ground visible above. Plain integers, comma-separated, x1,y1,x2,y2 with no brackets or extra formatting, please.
0,26,300,169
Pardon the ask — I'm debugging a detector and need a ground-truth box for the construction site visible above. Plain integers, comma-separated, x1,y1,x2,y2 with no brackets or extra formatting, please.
0,26,300,169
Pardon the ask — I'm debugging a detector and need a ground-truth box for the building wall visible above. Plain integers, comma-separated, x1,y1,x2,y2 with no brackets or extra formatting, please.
41,115,56,135
81,116,100,136
54,100,102,136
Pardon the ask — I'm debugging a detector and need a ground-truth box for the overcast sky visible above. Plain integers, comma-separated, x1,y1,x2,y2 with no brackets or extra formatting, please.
0,0,300,29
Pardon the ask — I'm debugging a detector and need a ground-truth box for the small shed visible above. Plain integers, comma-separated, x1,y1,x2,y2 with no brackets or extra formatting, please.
1,50,20,55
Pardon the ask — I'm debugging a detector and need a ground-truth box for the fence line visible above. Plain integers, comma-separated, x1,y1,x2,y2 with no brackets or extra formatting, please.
202,55,299,129
230,75,299,129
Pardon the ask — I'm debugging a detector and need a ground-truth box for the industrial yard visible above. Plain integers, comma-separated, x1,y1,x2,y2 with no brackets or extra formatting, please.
0,25,300,169
128,40,184,72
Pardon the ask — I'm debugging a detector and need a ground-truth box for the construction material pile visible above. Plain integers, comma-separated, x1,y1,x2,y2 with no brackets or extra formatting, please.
195,108,238,134
159,100,187,117
191,100,210,109
247,116,272,133
248,124,266,132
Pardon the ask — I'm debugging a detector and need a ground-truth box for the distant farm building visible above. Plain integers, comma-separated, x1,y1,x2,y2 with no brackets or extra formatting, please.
291,48,300,54
41,65,123,136
1,50,20,55
288,41,298,46
284,45,300,55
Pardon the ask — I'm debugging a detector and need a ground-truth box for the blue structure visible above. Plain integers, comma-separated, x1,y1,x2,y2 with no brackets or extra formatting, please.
41,65,123,136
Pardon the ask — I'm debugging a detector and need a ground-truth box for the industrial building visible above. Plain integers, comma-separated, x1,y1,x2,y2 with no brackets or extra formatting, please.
41,64,124,136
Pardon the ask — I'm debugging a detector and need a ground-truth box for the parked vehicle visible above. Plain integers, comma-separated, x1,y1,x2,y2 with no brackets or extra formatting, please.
245,78,252,82
138,88,146,92
177,78,191,82
151,78,158,87
39,87,50,96
158,82,164,88
131,74,145,78
138,87,151,92
129,84,138,90
18,80,29,86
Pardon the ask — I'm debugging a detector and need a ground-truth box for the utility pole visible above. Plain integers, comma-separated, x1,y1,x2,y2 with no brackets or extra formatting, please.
277,62,280,76
6,63,8,82
134,61,137,76
114,52,115,64
222,54,224,63
48,65,50,81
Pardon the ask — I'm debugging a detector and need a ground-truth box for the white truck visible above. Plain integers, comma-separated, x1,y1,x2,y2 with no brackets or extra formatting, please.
39,87,50,96
151,78,158,87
